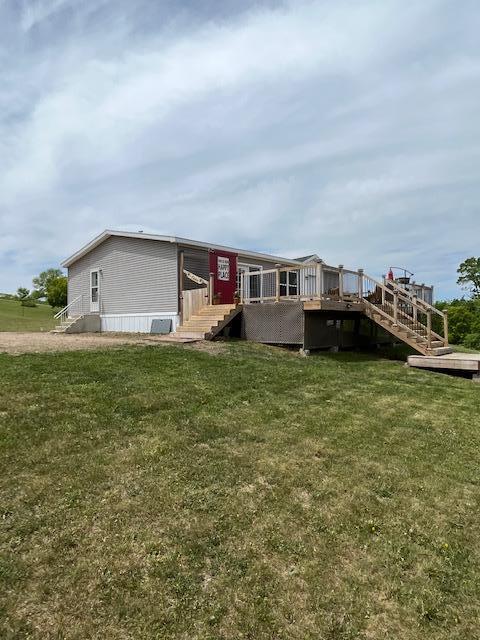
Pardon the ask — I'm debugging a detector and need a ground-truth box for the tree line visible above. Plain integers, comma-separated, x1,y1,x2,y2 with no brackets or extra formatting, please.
435,258,480,349
16,269,67,309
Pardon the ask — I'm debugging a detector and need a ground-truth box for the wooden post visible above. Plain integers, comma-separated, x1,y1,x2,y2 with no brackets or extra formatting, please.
275,264,281,302
240,271,245,304
443,309,449,345
179,250,185,322
316,260,323,299
209,272,214,305
427,310,432,348
393,291,399,325
412,295,418,323
382,285,386,305
358,268,364,299
338,265,344,301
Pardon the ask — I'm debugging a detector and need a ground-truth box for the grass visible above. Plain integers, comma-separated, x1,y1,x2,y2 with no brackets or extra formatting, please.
1,340,480,639
0,298,57,332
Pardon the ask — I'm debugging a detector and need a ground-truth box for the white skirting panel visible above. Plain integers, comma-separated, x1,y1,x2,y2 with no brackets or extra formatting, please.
100,312,180,333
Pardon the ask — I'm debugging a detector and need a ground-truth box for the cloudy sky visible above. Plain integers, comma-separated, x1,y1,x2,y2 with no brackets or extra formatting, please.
1,0,479,297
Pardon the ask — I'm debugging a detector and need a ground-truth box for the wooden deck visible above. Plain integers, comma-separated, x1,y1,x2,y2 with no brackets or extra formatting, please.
408,352,480,376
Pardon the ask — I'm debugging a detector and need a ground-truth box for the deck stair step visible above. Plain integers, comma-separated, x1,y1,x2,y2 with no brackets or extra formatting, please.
51,315,83,333
173,304,241,341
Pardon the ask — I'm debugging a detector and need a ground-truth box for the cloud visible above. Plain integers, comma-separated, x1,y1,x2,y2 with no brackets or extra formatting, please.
0,0,479,297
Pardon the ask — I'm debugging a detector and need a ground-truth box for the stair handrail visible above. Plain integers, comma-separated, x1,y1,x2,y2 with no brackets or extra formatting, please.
382,297,446,343
54,294,83,325
360,272,448,346
183,269,209,286
375,275,444,317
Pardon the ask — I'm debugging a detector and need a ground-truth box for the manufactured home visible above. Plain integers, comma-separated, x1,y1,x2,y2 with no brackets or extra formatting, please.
59,229,450,356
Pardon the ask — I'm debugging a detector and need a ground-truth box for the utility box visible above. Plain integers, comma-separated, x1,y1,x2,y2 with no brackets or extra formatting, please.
150,319,172,335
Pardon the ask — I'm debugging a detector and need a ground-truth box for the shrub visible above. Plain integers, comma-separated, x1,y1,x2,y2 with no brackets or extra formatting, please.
463,333,480,350
20,298,37,308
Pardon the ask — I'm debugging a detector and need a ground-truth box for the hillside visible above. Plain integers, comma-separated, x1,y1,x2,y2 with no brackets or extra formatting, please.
1,341,479,639
0,297,57,332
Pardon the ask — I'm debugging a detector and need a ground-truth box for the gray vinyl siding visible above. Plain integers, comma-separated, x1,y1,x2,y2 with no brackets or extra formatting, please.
68,236,178,315
237,255,281,270
181,247,209,290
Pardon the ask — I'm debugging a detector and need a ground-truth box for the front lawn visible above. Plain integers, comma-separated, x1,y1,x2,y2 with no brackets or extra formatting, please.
1,342,479,639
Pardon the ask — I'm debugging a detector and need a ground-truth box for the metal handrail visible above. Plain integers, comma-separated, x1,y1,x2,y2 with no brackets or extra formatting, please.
54,294,83,324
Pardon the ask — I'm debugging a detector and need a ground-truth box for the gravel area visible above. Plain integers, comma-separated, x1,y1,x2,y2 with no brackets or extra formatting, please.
0,332,199,355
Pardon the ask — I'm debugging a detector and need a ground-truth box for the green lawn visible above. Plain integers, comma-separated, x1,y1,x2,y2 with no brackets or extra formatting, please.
1,341,480,639
0,298,57,332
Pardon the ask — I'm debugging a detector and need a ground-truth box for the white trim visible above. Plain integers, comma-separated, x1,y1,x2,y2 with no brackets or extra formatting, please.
100,312,180,334
62,229,304,268
100,312,178,318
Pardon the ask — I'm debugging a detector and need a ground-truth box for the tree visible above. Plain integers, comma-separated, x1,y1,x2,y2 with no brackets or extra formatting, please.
46,276,67,308
16,287,30,300
457,257,480,298
32,268,63,298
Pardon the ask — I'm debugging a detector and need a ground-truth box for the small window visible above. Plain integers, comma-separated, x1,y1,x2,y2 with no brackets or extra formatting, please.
280,271,298,297
91,271,99,303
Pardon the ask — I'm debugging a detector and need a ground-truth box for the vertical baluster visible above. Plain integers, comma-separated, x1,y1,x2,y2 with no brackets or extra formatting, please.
393,291,399,325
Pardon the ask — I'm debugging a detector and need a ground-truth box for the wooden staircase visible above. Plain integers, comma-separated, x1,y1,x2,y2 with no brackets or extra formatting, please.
360,274,451,356
174,304,241,340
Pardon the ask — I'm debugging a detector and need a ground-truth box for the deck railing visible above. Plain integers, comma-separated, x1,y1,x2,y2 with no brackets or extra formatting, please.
239,261,449,347
239,261,363,303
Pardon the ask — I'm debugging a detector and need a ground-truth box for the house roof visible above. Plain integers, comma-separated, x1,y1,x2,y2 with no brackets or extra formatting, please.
61,229,305,268
295,254,321,263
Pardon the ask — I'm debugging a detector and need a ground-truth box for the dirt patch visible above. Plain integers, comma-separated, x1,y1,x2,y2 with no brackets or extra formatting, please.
183,339,229,356
0,332,226,356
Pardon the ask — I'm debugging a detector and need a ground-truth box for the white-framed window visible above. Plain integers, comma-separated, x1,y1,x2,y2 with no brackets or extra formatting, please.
280,270,298,296
90,269,100,312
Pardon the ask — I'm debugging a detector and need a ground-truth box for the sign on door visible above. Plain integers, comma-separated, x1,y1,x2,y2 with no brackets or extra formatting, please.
217,257,230,281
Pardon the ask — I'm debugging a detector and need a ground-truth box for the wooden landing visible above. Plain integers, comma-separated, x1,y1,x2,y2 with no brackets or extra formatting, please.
408,352,480,374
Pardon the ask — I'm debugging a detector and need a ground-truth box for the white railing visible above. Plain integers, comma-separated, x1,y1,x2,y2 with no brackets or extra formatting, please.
54,294,83,325
239,262,362,303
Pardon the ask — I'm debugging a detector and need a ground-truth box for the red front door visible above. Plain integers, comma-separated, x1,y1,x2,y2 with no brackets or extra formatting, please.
209,250,238,304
